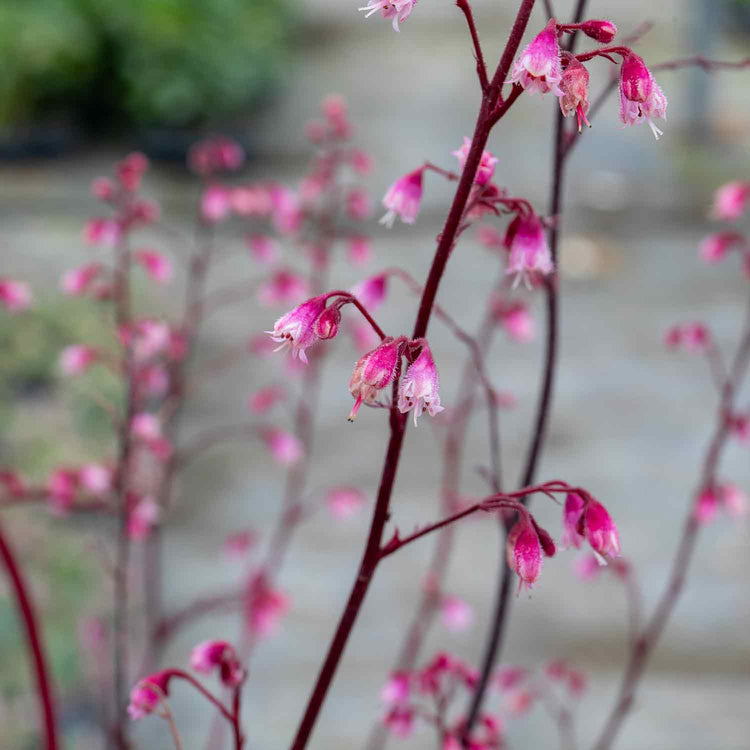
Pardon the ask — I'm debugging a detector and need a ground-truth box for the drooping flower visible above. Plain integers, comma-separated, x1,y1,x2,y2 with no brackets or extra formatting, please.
261,428,303,465
326,486,367,519
506,516,543,591
0,279,32,312
134,249,172,284
582,499,621,559
351,273,388,312
618,53,667,139
561,492,586,549
700,232,744,264
59,345,98,376
503,213,554,285
398,342,444,426
711,181,749,221
267,294,328,363
451,137,499,186
128,671,171,720
559,58,591,132
510,19,563,96
348,337,403,421
380,168,424,227
60,263,102,296
440,595,474,632
190,640,244,687
358,0,417,32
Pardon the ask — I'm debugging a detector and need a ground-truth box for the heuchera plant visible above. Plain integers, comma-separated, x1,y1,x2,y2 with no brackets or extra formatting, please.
0,3,749,750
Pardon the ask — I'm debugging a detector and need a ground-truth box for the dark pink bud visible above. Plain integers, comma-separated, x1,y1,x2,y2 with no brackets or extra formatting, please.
583,499,621,559
128,670,171,720
506,516,543,591
348,337,403,421
190,640,245,687
580,19,617,44
314,305,341,340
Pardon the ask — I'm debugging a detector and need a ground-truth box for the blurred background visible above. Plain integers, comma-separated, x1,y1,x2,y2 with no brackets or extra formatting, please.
1,0,750,748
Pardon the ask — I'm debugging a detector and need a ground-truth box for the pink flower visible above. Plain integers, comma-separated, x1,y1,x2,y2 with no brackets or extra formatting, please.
201,184,231,223
380,168,424,227
79,464,113,495
46,469,79,515
359,0,417,32
128,320,171,362
261,428,303,465
247,235,280,265
248,385,285,414
60,345,97,376
495,300,535,342
694,488,719,524
510,19,563,96
452,137,498,186
712,181,750,221
582,499,621,559
245,574,290,636
619,53,667,139
580,19,617,43
231,185,273,217
128,496,159,540
117,152,149,192
134,249,172,283
270,186,302,235
322,486,364,520
0,470,27,498
384,705,415,736
347,188,372,221
503,213,554,285
188,136,245,175
128,671,171,720
190,640,244,687
719,483,748,518
381,671,411,704
258,269,309,308
573,553,602,581
267,294,328,363
441,595,474,632
136,364,169,398
224,530,257,558
700,232,744,263
350,149,374,175
348,337,403,421
84,218,122,247
131,413,162,442
561,492,586,549
506,517,543,591
60,263,101,296
0,279,32,312
398,342,444,425
559,58,591,132
91,177,116,201
665,322,710,353
494,666,528,691
131,199,160,225
347,236,373,265
351,273,388,312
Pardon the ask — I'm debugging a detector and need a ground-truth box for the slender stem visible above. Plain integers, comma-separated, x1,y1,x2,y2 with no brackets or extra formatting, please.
232,683,244,749
591,294,750,750
169,670,235,723
456,0,489,92
0,519,58,750
289,6,537,747
327,291,387,339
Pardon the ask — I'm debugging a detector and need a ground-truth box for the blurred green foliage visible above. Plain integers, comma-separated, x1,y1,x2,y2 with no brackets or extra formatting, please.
0,0,292,130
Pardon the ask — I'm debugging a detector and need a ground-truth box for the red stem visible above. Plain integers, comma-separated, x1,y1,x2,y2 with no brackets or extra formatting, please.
326,290,387,339
456,0,489,91
0,518,58,750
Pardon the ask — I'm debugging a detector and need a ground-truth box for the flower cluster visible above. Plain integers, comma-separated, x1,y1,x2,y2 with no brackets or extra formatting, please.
700,180,750,276
561,491,621,562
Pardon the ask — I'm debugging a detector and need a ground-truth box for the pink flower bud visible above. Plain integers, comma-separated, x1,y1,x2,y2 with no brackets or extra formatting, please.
719,483,748,518
347,188,372,221
495,300,535,342
619,53,667,139
60,263,102,296
494,666,528,692
247,235,280,265
261,428,303,465
351,273,388,312
561,492,586,549
506,517,543,591
248,385,285,414
383,705,414,736
381,671,410,704
567,669,587,697
131,413,162,442
348,337,403,421
350,149,374,175
347,235,372,266
131,199,160,224
326,486,366,519
314,305,341,341
398,342,445,426
506,688,535,716
91,177,116,201
79,464,113,495
267,294,328,363
117,152,149,192
694,488,719,524
380,168,424,227
441,595,474,632
84,218,122,247
712,181,750,221
231,186,273,216
201,184,231,223
0,470,26,498
0,278,32,312
359,0,416,32
258,269,309,307
700,232,744,263
451,137,499,186
134,249,172,284
559,58,591,132
503,213,554,285
580,19,617,43
59,345,98,376
510,19,563,96
245,574,289,636
128,495,159,540
128,671,171,720
190,640,245,687
46,469,79,515
270,186,302,235
665,322,710,353
583,499,621,559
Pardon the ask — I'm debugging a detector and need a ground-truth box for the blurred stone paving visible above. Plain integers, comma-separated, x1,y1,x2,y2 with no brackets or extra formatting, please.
2,1,750,748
